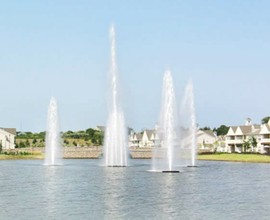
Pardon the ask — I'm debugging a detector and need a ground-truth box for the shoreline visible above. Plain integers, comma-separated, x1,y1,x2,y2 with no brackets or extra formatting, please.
197,158,270,163
197,153,270,163
1,148,270,164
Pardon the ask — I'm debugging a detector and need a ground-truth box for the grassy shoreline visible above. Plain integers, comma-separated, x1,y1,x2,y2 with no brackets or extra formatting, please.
0,154,43,160
198,153,270,163
1,152,270,163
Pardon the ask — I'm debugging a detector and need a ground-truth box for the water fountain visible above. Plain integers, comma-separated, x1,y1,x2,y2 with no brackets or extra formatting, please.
44,97,62,166
104,25,128,167
180,80,197,167
151,70,180,173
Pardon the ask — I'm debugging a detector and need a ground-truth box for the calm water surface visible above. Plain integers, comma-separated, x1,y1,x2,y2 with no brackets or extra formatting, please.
0,159,270,220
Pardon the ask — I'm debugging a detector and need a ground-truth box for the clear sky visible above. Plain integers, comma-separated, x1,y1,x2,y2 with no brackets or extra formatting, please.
0,0,270,132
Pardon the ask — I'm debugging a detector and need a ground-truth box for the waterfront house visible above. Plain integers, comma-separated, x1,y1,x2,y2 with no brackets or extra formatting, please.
197,130,217,151
0,128,16,149
260,121,270,154
129,133,143,148
225,119,263,153
141,130,156,147
129,128,217,150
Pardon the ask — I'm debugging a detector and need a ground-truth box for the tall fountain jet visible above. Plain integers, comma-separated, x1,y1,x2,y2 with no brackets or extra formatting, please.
152,70,180,173
180,80,197,167
44,97,62,166
104,25,128,167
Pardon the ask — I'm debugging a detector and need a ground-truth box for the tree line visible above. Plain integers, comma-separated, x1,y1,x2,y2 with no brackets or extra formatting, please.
16,128,104,148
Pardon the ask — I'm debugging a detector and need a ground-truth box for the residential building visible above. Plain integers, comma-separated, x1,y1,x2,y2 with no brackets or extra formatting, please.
260,122,270,154
0,128,16,149
225,119,265,153
129,133,142,148
129,128,218,150
197,130,217,151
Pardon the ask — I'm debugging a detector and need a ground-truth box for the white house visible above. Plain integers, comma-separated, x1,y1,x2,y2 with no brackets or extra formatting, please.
259,122,270,154
129,133,143,148
129,129,161,148
129,128,218,150
0,128,16,149
197,130,217,150
141,130,156,147
225,119,264,153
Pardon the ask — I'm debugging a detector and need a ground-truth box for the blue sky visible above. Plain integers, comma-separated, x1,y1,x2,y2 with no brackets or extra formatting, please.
0,1,270,132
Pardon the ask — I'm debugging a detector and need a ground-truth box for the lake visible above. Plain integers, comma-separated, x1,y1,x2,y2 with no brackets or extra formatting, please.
0,159,270,219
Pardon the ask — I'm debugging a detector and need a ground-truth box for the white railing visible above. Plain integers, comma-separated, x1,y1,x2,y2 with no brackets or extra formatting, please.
226,139,243,144
261,138,270,144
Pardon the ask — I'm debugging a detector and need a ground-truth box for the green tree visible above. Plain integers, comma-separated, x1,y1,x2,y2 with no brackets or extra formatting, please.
250,136,257,152
64,139,69,145
63,130,74,138
18,142,26,148
200,126,211,131
261,116,270,124
25,139,30,147
242,139,251,153
32,139,37,145
214,125,229,136
86,128,95,138
38,131,46,139
92,131,104,145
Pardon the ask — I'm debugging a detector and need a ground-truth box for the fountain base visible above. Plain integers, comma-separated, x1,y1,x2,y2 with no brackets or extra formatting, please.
162,170,180,173
107,165,127,167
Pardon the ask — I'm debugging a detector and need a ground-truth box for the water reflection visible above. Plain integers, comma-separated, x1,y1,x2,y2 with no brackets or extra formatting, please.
159,174,178,217
43,166,61,219
102,167,127,219
1,160,270,219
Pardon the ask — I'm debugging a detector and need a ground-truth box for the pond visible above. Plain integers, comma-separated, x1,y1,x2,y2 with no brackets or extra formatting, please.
0,159,270,219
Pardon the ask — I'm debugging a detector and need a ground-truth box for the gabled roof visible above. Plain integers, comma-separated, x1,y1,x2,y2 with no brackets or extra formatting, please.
136,133,142,140
238,126,252,135
198,130,216,138
248,124,261,135
253,125,261,130
260,123,270,134
1,128,16,136
144,129,155,139
227,126,237,135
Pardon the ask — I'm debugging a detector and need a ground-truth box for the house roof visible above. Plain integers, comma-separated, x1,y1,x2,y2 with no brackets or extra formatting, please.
1,128,16,136
253,125,261,129
96,126,105,132
227,124,264,136
260,124,270,134
145,129,155,139
199,130,216,137
238,126,252,135
248,124,261,135
136,133,142,140
226,126,238,136
231,126,238,133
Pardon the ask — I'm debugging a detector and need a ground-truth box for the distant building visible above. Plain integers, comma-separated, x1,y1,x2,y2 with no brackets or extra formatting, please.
0,128,16,149
197,130,217,151
129,128,218,150
129,133,143,148
141,130,156,147
96,126,106,132
129,129,159,148
260,122,270,154
225,118,267,153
